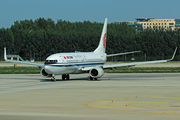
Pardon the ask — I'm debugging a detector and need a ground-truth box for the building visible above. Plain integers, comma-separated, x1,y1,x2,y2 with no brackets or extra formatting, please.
116,21,143,32
116,18,180,32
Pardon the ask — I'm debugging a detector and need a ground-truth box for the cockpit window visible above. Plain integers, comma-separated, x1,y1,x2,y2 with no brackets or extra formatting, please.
44,60,58,64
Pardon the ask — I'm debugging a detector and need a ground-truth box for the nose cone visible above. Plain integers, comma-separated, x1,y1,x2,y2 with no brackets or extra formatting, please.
44,65,68,75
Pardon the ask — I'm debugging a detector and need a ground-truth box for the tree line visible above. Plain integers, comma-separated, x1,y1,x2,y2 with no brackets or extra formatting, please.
0,17,180,61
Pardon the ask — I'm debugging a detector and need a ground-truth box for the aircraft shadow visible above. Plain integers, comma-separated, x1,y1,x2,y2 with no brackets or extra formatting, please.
40,77,101,82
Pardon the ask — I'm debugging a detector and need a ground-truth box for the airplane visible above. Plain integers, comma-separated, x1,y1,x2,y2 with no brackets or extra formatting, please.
4,18,177,82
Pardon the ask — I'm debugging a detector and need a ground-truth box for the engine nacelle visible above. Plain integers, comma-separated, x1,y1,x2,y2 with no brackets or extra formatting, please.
40,68,52,77
89,67,104,78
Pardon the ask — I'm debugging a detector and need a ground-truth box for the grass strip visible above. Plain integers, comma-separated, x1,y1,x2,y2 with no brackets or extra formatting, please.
0,67,180,74
0,67,40,74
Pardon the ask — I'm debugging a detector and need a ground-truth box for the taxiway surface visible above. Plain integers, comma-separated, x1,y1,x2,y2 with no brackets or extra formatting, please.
0,73,180,120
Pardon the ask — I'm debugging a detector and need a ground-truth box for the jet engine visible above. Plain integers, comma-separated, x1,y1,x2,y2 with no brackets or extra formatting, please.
89,67,104,78
40,68,52,77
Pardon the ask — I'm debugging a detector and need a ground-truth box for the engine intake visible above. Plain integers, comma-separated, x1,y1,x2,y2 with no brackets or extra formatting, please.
40,68,52,77
89,67,104,78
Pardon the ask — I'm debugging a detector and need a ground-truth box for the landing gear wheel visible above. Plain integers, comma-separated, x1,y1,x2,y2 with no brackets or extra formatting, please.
62,74,70,80
89,76,98,81
90,76,93,80
66,74,70,80
51,77,56,82
62,74,66,80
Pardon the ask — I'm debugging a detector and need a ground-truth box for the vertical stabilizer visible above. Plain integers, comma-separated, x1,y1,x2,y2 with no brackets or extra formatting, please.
4,47,7,60
94,18,107,53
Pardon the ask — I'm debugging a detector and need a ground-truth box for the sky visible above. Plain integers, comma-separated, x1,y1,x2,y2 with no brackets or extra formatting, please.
0,0,180,28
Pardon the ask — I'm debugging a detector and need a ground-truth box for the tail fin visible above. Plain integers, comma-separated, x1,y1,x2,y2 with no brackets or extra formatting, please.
94,18,107,53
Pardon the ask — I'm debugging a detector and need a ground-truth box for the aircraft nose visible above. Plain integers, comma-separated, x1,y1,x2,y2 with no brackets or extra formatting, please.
44,65,53,74
44,65,67,74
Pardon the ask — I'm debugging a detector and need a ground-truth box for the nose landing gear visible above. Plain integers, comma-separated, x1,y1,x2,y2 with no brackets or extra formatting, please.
50,74,70,82
51,74,56,82
51,77,56,82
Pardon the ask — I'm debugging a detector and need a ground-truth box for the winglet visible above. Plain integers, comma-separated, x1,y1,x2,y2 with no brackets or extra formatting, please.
4,47,7,60
168,47,177,61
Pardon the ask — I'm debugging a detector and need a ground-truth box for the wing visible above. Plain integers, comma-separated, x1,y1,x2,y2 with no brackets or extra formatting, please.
5,59,44,67
4,47,44,67
103,47,177,69
107,51,141,57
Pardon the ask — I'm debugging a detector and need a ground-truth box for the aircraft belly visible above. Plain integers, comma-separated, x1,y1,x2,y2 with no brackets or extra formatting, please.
51,67,66,74
65,66,78,74
45,66,78,75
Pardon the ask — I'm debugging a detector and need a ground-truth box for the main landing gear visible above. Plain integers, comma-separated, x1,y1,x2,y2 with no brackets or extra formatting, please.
62,74,70,80
50,74,70,82
90,76,97,80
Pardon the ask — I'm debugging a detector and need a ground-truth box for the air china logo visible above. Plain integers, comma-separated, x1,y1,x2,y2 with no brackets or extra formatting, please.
103,33,106,48
63,56,73,59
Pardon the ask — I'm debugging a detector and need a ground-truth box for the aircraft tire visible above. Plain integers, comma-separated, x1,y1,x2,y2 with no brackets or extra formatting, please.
51,77,56,82
62,74,65,80
90,76,93,80
66,74,70,80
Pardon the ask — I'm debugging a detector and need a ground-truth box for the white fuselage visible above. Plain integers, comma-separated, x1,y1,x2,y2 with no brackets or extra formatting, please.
44,52,107,75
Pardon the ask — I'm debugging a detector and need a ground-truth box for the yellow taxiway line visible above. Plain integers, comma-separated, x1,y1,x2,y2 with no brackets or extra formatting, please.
82,96,180,114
